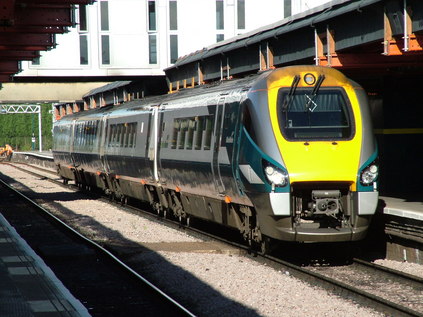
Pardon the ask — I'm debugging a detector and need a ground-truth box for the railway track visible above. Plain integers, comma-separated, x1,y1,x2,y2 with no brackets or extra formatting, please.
3,162,423,317
0,171,195,317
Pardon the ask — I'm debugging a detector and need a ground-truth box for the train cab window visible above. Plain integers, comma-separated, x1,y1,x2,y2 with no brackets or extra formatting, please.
194,116,204,150
278,88,354,141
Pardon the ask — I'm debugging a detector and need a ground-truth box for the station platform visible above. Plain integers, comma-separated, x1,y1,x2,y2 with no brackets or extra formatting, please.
381,196,423,221
0,213,90,317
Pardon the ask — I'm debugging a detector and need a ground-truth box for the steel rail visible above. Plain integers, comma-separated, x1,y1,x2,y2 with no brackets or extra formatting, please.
4,162,423,317
353,257,423,284
0,176,196,317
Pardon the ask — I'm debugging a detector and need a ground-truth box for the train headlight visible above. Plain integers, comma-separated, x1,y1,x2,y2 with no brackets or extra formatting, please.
264,164,288,187
360,164,378,185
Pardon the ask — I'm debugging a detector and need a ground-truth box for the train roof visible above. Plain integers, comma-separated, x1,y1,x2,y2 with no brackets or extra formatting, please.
55,72,264,123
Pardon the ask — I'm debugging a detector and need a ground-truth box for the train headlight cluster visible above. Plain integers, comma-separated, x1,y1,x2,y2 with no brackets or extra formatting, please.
360,163,378,185
264,164,288,187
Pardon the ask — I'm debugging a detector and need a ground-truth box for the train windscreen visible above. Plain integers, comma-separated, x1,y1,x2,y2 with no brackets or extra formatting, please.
277,88,354,141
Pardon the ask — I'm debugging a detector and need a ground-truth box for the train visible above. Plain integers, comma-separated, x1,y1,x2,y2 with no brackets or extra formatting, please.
52,65,379,251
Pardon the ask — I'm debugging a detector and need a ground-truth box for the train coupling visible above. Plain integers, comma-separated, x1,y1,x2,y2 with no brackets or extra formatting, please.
307,190,341,217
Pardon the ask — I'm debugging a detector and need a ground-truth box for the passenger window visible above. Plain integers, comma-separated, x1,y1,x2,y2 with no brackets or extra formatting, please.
111,124,117,147
204,116,213,150
119,124,125,147
132,122,137,147
123,123,129,147
186,118,195,150
178,119,188,149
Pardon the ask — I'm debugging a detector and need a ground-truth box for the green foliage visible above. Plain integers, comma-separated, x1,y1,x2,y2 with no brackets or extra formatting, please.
0,103,53,151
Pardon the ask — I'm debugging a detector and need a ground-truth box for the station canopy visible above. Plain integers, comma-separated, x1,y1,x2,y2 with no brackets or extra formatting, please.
0,0,93,83
165,0,423,91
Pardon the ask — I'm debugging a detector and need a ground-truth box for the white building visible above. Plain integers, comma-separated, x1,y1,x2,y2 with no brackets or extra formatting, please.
0,0,330,102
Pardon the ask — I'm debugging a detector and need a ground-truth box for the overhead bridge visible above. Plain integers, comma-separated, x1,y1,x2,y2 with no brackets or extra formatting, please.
165,0,423,88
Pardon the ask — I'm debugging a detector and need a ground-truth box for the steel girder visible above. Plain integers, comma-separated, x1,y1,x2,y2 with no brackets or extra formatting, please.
0,0,94,83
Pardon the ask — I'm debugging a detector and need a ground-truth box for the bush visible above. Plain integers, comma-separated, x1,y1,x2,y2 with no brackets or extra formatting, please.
0,103,53,152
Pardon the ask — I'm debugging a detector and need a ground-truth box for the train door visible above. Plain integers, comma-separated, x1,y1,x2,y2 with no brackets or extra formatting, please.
99,115,110,173
69,119,76,167
211,97,226,194
147,106,160,183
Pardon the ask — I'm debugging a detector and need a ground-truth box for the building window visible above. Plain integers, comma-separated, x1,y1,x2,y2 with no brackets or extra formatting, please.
237,0,245,29
169,0,177,31
100,1,109,31
149,34,157,64
101,35,110,64
170,34,178,64
79,5,88,31
80,35,89,65
148,0,156,31
284,0,291,18
216,34,224,42
216,0,224,30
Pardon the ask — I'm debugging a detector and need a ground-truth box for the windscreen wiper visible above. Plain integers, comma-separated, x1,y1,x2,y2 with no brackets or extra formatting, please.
304,74,325,112
282,75,300,112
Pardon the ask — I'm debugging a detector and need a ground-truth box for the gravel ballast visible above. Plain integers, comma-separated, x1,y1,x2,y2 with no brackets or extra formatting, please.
2,164,420,316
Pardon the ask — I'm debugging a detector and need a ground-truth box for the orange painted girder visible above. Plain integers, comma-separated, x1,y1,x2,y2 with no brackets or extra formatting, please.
384,34,423,56
318,52,423,68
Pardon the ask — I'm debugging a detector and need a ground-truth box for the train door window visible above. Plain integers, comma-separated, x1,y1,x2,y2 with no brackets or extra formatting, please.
177,119,187,149
160,122,168,148
203,115,213,150
186,118,195,150
194,116,204,150
171,119,179,149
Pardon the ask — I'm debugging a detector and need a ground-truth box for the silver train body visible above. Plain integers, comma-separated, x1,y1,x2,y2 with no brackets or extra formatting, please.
53,66,379,246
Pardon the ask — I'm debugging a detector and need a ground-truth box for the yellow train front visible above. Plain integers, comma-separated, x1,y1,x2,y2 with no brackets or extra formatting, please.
239,66,378,243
